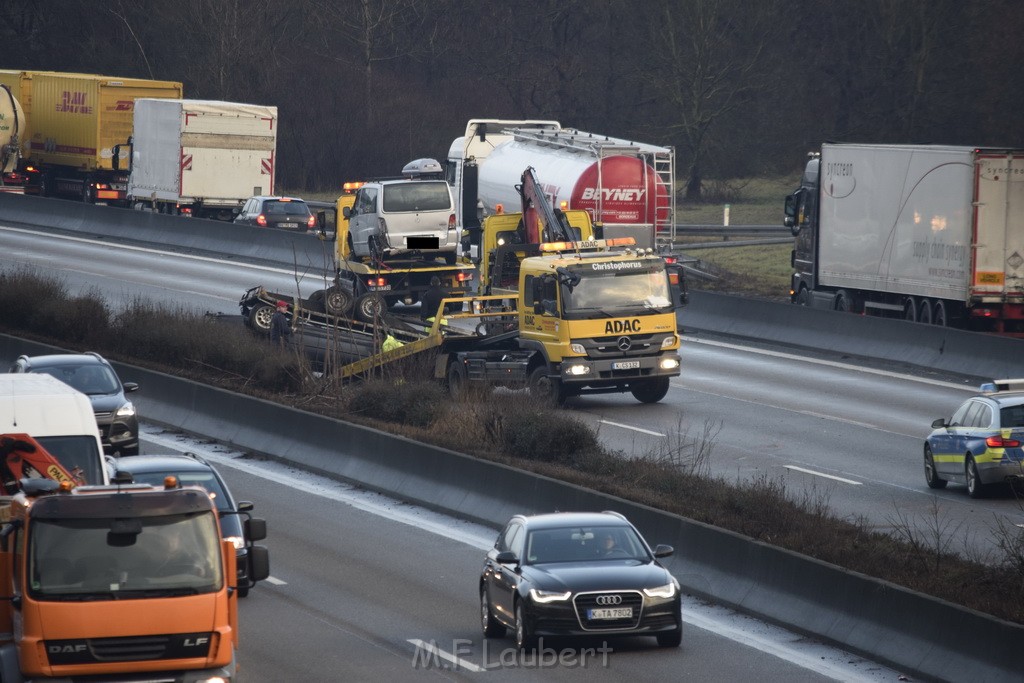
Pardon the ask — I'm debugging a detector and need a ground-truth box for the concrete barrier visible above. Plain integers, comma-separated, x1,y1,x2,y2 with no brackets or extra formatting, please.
0,332,1018,682
681,290,1024,380
0,192,331,271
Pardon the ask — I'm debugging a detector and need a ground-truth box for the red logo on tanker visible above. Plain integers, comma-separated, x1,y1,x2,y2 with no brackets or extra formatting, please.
570,156,665,224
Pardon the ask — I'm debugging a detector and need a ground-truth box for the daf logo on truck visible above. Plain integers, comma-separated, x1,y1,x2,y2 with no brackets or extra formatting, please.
606,319,641,334
48,644,88,655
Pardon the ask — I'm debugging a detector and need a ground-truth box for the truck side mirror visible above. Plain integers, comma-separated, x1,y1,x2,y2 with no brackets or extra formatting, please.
343,206,352,219
784,191,801,235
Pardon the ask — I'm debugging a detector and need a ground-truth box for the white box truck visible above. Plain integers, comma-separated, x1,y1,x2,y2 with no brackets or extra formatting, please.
127,98,278,220
0,374,109,485
785,143,1024,335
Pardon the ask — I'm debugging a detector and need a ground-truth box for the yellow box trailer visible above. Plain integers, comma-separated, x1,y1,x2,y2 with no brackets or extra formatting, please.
0,70,182,203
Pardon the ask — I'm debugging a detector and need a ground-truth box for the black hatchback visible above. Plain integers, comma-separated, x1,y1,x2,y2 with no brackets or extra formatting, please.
114,453,270,597
233,196,316,231
480,511,682,650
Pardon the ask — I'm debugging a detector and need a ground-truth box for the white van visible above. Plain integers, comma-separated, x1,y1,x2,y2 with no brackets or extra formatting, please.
0,374,110,485
344,158,459,263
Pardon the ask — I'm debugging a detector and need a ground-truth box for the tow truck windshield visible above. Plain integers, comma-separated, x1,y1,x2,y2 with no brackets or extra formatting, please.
560,264,672,318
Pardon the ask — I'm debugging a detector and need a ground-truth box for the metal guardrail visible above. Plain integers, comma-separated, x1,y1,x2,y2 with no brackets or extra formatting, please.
673,224,786,234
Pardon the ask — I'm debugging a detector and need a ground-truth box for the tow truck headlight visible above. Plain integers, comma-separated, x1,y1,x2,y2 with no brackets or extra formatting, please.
659,358,680,371
116,401,136,417
565,363,591,376
530,589,571,603
661,334,677,349
570,343,586,354
224,535,245,550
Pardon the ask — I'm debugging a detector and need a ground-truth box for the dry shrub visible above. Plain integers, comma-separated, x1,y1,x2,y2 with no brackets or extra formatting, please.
345,378,445,427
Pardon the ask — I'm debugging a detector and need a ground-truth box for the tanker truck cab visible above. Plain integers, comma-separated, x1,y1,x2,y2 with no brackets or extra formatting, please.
518,239,681,404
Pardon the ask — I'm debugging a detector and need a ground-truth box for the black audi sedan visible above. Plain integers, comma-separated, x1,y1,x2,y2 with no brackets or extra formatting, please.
114,453,269,598
480,511,682,650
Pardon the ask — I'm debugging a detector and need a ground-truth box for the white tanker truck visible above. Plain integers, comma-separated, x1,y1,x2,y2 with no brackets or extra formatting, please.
0,84,25,191
445,119,676,255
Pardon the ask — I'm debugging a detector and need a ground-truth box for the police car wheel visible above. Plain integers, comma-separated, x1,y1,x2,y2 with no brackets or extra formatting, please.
923,446,947,489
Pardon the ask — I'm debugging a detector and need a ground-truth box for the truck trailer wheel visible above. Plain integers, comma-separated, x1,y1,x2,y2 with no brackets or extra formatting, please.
630,377,670,404
247,304,274,335
325,287,354,317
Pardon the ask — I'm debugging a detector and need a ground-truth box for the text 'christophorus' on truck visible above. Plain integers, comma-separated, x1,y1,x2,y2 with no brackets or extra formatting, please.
0,434,269,682
785,143,1024,336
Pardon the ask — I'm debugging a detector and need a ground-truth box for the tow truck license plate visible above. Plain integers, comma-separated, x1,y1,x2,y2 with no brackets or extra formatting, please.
613,360,640,370
588,607,632,620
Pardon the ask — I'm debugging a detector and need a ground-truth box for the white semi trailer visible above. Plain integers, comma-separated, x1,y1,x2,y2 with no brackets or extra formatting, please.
785,143,1024,335
127,98,278,220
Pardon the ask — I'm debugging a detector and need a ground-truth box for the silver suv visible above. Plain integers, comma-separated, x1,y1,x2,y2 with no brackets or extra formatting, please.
344,159,458,264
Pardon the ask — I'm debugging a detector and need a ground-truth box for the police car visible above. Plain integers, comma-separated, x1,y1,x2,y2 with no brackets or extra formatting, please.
924,379,1024,498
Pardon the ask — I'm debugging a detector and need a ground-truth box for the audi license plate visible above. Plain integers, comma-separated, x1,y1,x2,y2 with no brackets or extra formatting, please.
279,222,298,229
588,607,633,620
613,360,640,370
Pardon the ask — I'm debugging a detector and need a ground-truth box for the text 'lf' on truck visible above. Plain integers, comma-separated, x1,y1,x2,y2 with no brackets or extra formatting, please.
785,143,1024,336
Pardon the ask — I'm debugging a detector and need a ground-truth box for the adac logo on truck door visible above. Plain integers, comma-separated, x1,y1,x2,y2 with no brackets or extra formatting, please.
55,91,93,115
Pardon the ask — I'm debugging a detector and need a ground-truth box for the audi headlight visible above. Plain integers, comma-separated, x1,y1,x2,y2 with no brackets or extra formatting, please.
661,334,677,349
570,343,586,354
659,358,680,371
643,581,677,599
115,401,136,417
224,535,245,551
529,589,571,603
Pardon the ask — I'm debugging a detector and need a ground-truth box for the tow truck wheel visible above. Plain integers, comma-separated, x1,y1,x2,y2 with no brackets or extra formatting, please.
528,366,565,405
325,287,354,317
447,363,466,399
631,377,670,404
247,304,274,335
355,292,386,322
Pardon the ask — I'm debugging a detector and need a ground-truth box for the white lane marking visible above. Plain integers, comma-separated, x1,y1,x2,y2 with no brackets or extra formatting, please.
681,334,976,391
407,639,486,673
599,419,665,437
785,466,863,486
682,385,919,439
0,224,295,274
264,576,287,586
798,410,877,430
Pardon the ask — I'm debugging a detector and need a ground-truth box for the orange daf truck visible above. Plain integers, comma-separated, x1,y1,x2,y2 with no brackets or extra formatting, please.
0,435,269,682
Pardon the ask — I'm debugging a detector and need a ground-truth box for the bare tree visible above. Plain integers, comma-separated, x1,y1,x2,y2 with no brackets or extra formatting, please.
640,0,780,200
